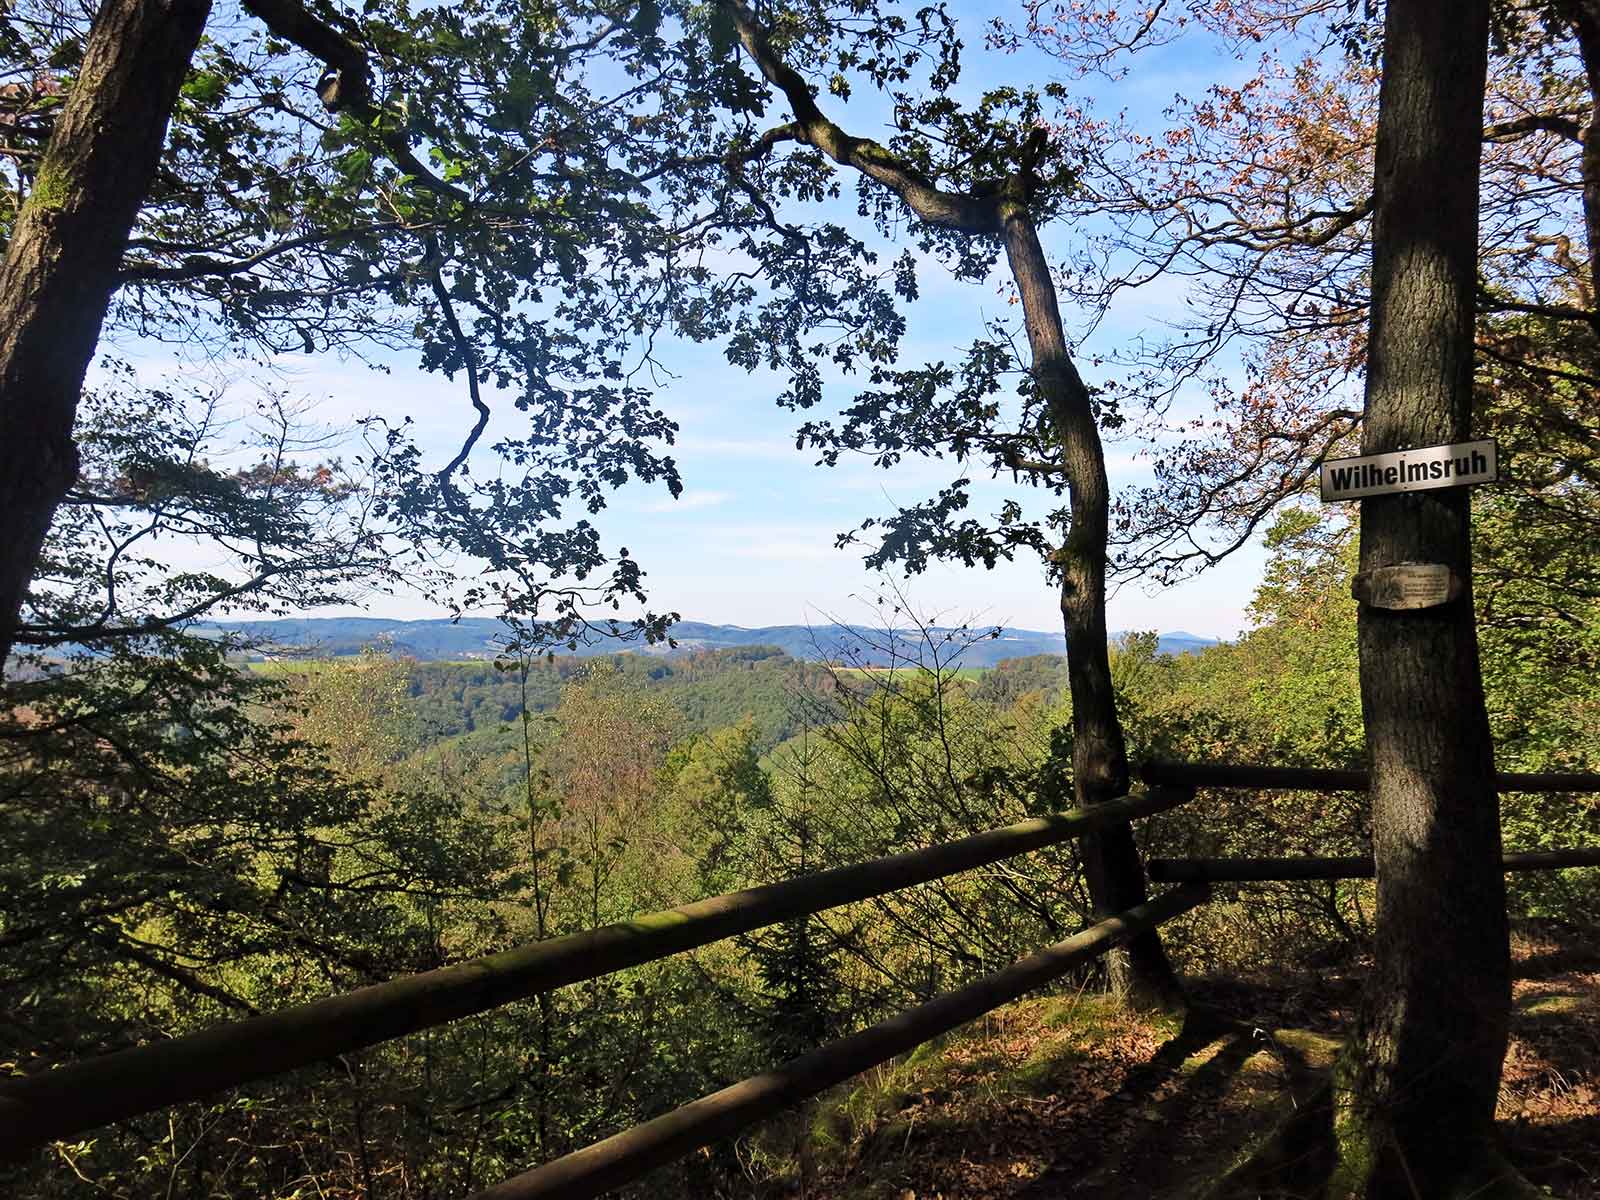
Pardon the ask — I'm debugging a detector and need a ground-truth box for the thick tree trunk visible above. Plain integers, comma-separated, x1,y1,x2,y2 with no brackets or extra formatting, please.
999,198,1181,1011
1333,0,1515,1193
1560,0,1600,303
0,0,210,674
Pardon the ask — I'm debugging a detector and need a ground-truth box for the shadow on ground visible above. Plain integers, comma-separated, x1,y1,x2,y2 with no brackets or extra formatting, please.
751,926,1600,1200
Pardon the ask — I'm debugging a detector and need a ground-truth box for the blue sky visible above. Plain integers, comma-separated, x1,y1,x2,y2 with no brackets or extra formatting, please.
126,5,1278,642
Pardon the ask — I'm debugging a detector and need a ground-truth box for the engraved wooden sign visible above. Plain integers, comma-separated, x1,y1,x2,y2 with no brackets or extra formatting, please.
1350,562,1463,610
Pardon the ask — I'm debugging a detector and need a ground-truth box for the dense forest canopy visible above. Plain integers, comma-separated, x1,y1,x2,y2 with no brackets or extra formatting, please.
1,0,1598,1196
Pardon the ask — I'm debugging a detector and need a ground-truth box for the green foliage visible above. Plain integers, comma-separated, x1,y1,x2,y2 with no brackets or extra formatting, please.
284,645,421,778
404,645,829,764
769,648,1092,1003
1469,318,1600,918
1118,512,1369,966
1125,499,1600,966
1475,310,1600,773
737,737,849,1061
0,639,517,1194
7,552,1597,1195
408,656,573,741
7,2,1600,1192
662,718,773,896
974,653,1071,708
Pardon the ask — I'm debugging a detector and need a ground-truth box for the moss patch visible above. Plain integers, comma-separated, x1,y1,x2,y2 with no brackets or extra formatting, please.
1271,1027,1343,1068
28,164,72,210
1009,1035,1090,1095
1516,992,1585,1016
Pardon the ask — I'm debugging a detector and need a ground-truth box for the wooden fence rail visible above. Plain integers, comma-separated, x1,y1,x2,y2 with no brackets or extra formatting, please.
468,885,1212,1200
11,759,1594,1193
1150,848,1600,883
0,785,1194,1157
1140,761,1600,794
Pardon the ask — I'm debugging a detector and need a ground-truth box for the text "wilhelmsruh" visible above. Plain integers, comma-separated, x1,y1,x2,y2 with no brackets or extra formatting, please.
1319,439,1498,502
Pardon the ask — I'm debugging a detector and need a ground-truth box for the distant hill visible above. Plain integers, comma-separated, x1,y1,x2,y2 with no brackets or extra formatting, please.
1124,631,1219,657
201,616,1219,665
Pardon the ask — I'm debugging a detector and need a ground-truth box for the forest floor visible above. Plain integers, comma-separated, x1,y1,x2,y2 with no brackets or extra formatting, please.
755,922,1600,1199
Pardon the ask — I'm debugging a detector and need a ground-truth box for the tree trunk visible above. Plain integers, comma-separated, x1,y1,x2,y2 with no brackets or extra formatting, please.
999,197,1181,1011
1560,0,1600,304
1333,0,1515,1193
0,0,210,674
719,0,1178,1009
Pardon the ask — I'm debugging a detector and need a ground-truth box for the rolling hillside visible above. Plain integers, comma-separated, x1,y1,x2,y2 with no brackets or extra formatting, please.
203,616,1218,664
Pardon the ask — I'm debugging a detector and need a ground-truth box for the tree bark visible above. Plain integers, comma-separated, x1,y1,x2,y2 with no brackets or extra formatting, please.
1333,0,1515,1193
999,198,1180,1011
0,0,210,674
1559,0,1600,304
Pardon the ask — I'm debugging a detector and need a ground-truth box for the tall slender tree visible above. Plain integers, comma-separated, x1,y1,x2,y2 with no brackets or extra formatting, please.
713,0,1178,1006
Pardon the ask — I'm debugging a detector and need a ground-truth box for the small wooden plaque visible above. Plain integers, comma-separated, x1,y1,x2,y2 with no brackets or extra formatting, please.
1351,562,1462,610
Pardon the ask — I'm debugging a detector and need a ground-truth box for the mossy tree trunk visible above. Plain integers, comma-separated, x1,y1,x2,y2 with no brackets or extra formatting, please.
720,0,1179,1011
1561,0,1600,303
0,0,210,674
999,200,1180,1011
1333,0,1514,1192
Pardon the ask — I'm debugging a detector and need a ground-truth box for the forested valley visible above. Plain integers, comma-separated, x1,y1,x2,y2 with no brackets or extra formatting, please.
4,0,1600,1196
5,509,1597,1196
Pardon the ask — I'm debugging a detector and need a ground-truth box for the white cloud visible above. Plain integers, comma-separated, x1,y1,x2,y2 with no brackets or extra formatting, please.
724,538,841,562
641,489,732,513
672,433,802,461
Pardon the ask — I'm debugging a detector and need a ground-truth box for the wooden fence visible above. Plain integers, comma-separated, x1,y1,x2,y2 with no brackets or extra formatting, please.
3,760,1597,1197
0,786,1196,1156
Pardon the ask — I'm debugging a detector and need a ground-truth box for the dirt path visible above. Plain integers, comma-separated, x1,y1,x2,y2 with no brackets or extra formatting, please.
777,927,1600,1200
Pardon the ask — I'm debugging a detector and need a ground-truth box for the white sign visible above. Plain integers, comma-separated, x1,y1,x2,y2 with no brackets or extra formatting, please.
1351,563,1463,610
1320,439,1498,502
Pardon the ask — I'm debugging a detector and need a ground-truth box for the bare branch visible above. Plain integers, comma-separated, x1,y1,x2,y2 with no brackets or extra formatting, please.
720,0,1002,234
